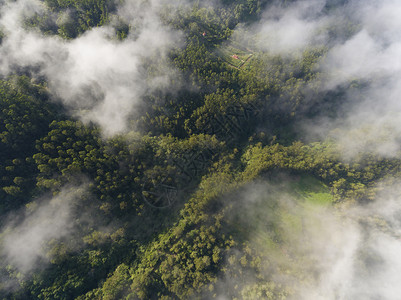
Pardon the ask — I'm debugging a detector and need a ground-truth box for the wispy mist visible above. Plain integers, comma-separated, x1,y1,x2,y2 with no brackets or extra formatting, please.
300,0,401,158
215,179,401,299
300,182,401,300
0,185,88,274
2,0,401,298
0,0,183,136
255,0,329,55
228,0,401,158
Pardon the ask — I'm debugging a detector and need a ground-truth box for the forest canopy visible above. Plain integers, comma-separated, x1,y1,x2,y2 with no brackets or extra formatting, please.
1,0,401,299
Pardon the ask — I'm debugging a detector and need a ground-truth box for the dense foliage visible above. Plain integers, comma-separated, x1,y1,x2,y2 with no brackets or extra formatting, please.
1,0,399,299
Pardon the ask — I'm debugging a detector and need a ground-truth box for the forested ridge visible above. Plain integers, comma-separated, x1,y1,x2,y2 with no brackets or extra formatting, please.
1,0,401,299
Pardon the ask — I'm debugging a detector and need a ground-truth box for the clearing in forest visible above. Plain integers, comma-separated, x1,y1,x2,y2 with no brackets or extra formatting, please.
216,42,253,69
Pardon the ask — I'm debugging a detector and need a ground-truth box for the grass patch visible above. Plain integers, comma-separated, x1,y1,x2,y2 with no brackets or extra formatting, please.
216,44,253,69
290,175,333,206
226,175,333,252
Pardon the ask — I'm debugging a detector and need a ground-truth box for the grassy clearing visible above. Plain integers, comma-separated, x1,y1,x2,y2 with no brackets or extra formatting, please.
248,176,334,275
228,175,332,246
216,44,253,69
290,175,333,206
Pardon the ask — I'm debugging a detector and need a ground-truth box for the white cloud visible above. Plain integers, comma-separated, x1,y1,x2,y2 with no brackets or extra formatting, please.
1,186,87,273
214,180,401,299
284,0,401,158
236,0,330,55
0,0,182,136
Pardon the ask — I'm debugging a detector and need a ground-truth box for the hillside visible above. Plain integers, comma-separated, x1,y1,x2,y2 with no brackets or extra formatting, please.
1,0,401,299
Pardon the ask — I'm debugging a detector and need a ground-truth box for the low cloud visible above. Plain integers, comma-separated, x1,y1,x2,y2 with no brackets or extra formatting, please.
227,0,401,159
231,0,331,55
0,0,183,136
298,0,401,158
0,185,88,274
211,179,401,299
307,183,401,300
